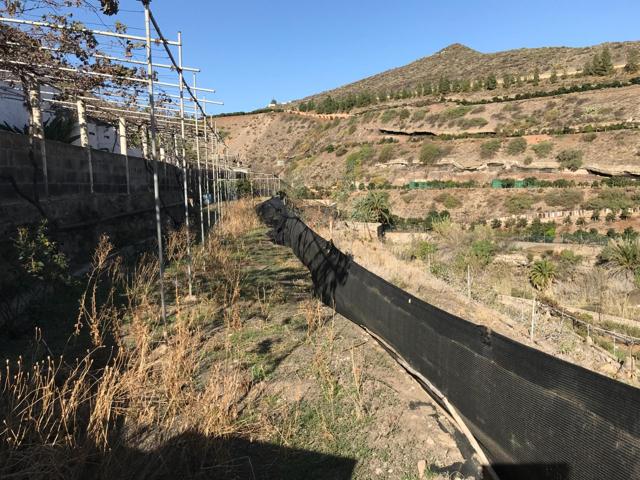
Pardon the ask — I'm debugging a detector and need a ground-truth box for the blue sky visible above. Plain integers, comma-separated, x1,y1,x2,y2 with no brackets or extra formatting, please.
112,1,640,113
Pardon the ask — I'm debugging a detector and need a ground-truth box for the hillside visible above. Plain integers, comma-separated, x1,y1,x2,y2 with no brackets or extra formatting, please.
298,41,640,105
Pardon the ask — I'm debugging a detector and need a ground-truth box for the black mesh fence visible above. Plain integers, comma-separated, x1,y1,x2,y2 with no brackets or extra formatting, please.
257,197,640,480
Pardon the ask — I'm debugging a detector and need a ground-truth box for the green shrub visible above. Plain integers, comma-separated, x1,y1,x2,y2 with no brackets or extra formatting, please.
470,239,497,266
584,190,634,211
506,137,527,155
504,194,535,214
378,144,395,163
441,106,472,121
582,132,597,142
556,149,584,171
434,192,462,209
380,110,399,123
532,141,554,158
480,139,501,159
348,123,357,134
412,241,437,261
398,109,410,120
543,189,584,209
411,109,427,122
419,142,448,165
523,156,533,165
459,117,488,129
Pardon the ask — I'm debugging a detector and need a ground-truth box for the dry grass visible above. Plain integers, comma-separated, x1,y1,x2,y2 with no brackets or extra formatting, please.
0,201,263,479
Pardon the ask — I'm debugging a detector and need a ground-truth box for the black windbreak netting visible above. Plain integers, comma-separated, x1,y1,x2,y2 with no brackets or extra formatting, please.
257,197,640,480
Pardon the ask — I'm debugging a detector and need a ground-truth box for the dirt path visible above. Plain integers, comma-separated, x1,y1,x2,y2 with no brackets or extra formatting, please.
198,227,481,479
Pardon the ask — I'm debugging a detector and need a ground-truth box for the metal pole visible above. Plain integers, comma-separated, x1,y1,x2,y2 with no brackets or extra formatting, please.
28,85,48,198
177,31,194,298
193,73,205,244
530,296,536,342
203,98,212,230
118,116,130,195
76,98,93,194
144,0,167,323
209,117,219,224
214,121,222,221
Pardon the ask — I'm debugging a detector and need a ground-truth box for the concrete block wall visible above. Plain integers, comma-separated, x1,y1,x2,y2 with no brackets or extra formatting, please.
0,129,190,236
0,129,183,201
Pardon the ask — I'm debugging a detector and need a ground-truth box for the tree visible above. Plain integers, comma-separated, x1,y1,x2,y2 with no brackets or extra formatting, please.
597,47,614,76
485,74,498,90
599,238,640,282
624,50,640,74
438,77,451,94
529,259,556,290
419,142,447,165
549,70,558,83
480,139,501,159
532,68,540,86
506,137,527,155
351,191,393,225
556,149,584,171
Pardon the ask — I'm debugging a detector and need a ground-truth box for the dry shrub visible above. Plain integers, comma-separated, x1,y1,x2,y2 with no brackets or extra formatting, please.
217,199,260,238
0,231,252,479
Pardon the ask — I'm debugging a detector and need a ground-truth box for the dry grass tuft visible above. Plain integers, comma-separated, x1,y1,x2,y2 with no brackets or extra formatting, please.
0,200,264,479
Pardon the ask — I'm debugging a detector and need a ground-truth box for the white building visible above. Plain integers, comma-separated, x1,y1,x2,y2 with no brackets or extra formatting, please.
0,80,142,156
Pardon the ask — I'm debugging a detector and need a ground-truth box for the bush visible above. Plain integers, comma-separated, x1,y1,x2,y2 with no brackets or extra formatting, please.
378,144,395,163
556,149,584,171
506,137,527,155
490,218,502,229
480,139,501,159
543,189,584,209
584,190,635,211
419,142,448,165
412,241,437,261
532,141,554,158
398,109,410,120
411,110,427,122
523,156,533,165
434,192,462,209
380,110,399,123
470,239,497,266
582,132,597,142
504,194,535,214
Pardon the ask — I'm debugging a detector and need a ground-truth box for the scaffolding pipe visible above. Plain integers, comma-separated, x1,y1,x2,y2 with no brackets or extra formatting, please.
144,0,167,323
192,73,205,244
76,98,94,194
118,116,130,194
176,31,194,298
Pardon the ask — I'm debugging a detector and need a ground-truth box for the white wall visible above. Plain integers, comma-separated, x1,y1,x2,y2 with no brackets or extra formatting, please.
0,81,141,155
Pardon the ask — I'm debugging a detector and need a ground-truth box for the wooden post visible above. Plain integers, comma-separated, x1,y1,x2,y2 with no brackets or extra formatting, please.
76,98,93,193
118,116,130,195
29,85,48,198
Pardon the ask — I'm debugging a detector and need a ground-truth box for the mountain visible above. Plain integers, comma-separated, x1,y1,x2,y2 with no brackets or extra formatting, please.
298,41,640,103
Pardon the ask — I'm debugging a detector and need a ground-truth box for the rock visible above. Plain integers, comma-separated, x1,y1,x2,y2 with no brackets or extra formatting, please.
418,460,427,478
585,336,593,345
375,467,383,475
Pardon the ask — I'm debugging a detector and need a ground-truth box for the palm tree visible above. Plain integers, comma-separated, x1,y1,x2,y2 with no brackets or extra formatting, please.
599,238,640,279
529,259,556,290
352,191,392,225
